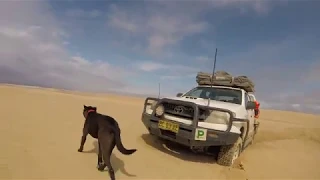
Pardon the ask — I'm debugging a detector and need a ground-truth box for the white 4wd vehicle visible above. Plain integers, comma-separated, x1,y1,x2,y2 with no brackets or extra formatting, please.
141,85,259,166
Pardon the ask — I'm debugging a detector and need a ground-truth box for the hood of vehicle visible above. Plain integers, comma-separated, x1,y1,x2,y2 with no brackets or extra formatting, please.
164,96,243,114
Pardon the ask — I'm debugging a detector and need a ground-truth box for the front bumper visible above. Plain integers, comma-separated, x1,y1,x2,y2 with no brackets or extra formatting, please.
142,113,239,147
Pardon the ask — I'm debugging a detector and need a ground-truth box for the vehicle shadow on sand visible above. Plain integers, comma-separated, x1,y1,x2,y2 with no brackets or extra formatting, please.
82,141,136,177
141,133,217,164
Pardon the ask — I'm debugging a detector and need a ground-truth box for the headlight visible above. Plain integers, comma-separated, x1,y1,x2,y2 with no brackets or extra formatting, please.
155,104,165,116
145,101,157,115
205,111,230,125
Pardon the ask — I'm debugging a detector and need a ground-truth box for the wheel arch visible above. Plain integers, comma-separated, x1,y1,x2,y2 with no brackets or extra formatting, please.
240,127,245,139
233,119,250,142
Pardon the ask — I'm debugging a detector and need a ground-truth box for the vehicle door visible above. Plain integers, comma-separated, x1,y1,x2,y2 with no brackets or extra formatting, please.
245,92,255,139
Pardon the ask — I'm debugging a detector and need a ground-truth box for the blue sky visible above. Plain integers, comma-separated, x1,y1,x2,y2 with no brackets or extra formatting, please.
0,0,319,114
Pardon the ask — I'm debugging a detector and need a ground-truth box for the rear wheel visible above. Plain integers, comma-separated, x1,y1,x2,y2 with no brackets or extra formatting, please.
217,137,243,166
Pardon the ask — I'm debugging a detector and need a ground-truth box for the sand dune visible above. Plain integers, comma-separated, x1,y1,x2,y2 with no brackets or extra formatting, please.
1,84,320,179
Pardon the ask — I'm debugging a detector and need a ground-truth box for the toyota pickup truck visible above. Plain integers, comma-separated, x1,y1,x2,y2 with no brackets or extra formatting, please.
141,85,259,166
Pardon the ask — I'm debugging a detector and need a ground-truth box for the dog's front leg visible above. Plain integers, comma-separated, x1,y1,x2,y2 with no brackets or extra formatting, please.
78,124,89,152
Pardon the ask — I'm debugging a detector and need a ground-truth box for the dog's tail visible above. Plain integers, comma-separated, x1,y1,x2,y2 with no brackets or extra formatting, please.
112,126,137,155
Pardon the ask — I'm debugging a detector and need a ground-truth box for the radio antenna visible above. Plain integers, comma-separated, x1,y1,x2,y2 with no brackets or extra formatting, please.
207,48,218,106
158,83,161,99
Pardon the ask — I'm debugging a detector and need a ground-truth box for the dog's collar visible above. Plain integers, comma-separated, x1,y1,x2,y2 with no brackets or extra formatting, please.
87,109,96,113
85,109,96,118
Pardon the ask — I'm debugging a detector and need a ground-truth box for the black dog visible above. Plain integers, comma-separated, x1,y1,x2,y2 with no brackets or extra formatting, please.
78,105,137,180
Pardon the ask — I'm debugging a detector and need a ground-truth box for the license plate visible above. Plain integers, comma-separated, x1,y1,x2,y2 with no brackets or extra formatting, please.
158,120,179,133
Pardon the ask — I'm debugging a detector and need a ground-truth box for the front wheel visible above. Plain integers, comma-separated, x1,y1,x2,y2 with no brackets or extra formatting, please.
217,137,243,166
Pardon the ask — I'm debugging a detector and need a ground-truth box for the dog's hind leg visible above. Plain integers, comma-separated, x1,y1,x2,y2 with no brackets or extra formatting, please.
105,140,116,180
97,141,103,169
98,133,116,180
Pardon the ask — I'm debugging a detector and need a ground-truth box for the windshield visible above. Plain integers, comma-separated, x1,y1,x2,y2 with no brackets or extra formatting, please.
183,86,242,105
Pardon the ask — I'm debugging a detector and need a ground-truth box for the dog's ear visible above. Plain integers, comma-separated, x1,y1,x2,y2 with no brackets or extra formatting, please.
93,107,97,111
84,105,87,109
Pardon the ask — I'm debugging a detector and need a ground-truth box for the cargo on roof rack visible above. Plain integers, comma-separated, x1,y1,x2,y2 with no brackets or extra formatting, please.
196,71,255,92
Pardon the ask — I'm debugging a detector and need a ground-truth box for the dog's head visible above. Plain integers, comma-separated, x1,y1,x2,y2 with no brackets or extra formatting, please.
83,105,97,119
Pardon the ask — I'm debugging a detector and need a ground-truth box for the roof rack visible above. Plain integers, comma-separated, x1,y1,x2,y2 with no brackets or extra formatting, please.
196,71,255,92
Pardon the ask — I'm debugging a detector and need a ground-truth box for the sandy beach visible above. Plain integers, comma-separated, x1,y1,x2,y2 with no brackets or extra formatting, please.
1,84,320,180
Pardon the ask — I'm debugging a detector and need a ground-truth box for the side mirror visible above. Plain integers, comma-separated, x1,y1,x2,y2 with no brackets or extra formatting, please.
176,93,183,97
246,101,256,110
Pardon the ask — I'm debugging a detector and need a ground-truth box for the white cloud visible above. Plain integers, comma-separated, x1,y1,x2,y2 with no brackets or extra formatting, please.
106,1,286,55
160,74,195,80
137,62,166,72
0,1,133,93
203,34,320,114
107,5,140,33
65,9,103,18
312,105,320,111
291,104,301,109
257,91,320,114
0,27,32,38
0,0,317,115
136,61,198,75
107,3,209,54
154,0,280,17
145,15,208,54
212,0,271,14
196,56,210,62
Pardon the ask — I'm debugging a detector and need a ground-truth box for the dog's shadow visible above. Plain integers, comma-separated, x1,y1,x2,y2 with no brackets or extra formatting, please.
141,134,217,164
82,141,136,177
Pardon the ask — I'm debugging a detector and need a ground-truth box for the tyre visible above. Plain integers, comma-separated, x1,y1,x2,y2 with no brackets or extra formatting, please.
217,136,243,166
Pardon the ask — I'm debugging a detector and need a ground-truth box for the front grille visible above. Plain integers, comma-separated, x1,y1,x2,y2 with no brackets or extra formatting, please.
163,102,193,119
162,102,208,120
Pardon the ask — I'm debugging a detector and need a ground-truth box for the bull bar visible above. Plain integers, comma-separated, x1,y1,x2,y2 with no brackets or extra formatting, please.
143,97,235,131
142,97,250,147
